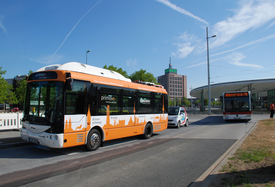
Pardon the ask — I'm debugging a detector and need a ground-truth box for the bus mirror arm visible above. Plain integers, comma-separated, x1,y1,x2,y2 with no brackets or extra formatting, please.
66,78,73,90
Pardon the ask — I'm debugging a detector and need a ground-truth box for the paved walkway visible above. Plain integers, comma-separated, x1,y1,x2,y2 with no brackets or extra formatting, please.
0,130,29,149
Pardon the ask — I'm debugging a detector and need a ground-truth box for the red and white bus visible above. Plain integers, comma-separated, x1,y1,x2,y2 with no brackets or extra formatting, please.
222,91,252,121
20,62,168,151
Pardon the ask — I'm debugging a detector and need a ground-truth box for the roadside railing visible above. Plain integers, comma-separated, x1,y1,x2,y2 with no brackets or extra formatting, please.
0,112,23,130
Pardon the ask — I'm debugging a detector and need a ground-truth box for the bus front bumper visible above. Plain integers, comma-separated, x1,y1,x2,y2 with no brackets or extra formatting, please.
20,128,64,148
223,114,252,120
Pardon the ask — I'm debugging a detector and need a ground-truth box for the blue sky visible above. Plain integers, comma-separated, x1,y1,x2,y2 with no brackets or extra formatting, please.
1,0,275,97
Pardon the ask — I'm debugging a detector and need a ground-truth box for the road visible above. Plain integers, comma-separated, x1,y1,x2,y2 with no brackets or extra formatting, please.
0,114,269,187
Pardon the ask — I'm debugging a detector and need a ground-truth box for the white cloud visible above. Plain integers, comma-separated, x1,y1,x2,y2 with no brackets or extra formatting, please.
211,0,275,48
0,15,7,35
186,52,264,69
266,20,275,30
228,53,264,69
173,42,194,59
185,61,206,69
211,33,275,57
155,0,208,25
185,56,225,69
126,58,138,66
173,32,201,59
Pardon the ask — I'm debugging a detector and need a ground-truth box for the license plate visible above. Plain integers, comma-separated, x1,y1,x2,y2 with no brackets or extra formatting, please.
29,138,39,144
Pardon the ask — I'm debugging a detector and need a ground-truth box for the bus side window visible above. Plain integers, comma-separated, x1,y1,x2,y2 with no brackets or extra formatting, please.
163,94,168,113
122,96,134,114
122,89,136,114
99,94,119,115
66,80,89,114
154,93,162,114
136,91,153,114
88,84,97,116
98,86,121,115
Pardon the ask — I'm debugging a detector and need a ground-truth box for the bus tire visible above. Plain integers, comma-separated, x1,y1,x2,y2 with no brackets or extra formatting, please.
86,129,101,151
142,123,153,139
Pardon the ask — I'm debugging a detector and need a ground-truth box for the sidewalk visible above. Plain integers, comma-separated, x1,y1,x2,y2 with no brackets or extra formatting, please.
0,130,29,149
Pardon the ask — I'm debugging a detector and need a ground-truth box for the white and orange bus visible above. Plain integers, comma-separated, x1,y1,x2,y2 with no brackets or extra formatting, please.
222,91,252,121
20,62,168,151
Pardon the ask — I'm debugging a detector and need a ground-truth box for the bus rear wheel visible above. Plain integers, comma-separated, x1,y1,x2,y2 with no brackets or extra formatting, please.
86,129,101,151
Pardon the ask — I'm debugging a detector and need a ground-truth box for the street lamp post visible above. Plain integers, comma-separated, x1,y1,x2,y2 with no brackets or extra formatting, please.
190,86,193,108
206,27,216,115
86,50,90,64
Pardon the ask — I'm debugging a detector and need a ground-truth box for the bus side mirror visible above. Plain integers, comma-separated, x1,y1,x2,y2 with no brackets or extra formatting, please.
66,78,73,90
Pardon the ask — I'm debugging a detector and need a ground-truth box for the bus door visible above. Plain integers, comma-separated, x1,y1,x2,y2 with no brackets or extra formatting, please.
64,80,89,148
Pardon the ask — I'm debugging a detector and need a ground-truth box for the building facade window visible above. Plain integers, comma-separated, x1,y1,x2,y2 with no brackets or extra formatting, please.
268,89,275,105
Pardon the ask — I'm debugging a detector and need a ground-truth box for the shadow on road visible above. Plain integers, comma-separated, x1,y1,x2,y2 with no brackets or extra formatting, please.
190,115,251,126
208,165,275,186
0,133,162,159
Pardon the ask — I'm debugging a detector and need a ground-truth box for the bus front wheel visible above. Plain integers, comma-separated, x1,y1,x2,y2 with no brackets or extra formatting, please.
86,129,101,151
142,123,153,139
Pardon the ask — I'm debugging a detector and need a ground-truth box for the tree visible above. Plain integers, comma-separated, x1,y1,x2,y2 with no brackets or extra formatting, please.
195,98,208,106
168,97,182,107
6,84,18,105
15,70,33,107
181,96,190,107
0,67,18,106
129,69,157,84
15,79,26,106
0,67,10,103
103,65,129,78
169,100,173,107
212,100,221,107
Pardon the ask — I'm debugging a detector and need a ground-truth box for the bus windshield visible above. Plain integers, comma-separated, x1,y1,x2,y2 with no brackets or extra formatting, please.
224,97,250,112
23,81,64,127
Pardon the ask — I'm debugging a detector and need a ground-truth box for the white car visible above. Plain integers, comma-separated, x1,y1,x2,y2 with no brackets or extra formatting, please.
168,107,189,128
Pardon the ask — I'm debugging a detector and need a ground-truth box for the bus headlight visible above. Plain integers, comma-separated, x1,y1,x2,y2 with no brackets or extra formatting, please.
49,135,58,140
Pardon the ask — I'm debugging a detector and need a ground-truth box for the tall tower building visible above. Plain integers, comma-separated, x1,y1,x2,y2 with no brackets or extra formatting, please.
157,58,187,100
